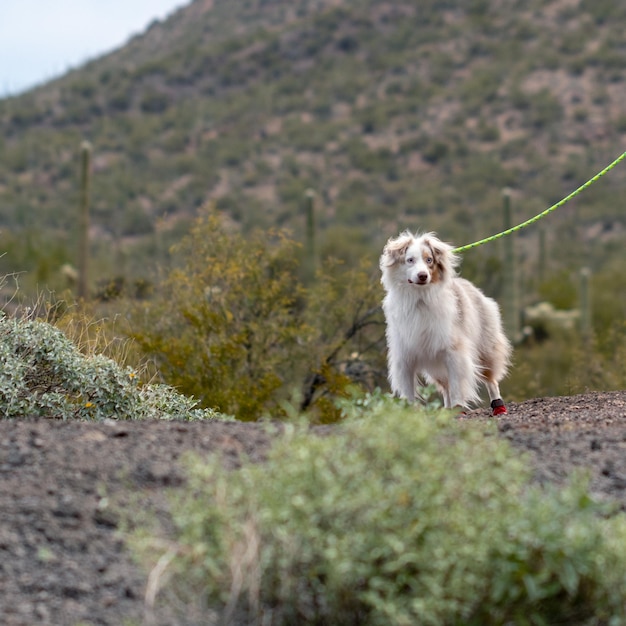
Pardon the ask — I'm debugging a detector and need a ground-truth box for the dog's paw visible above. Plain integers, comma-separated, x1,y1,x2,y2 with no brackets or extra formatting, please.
490,398,507,416
452,406,468,419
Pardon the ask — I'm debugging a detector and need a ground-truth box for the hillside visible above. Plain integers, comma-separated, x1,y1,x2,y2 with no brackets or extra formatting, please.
0,0,625,295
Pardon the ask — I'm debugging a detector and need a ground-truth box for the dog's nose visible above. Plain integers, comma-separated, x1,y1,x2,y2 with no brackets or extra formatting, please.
417,272,428,283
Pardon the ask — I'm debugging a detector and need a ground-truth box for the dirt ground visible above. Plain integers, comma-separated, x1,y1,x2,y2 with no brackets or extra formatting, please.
2,390,626,626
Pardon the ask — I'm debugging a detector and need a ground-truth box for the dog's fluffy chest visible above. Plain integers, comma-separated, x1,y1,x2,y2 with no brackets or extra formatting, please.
383,288,454,355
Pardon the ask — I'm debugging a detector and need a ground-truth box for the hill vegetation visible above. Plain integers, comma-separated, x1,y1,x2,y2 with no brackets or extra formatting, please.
0,0,624,285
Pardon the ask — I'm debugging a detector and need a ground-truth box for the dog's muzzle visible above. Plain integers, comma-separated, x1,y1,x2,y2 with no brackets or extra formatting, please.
409,272,429,285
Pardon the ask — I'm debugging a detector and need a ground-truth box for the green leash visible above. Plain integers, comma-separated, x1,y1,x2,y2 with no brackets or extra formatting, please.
453,151,626,253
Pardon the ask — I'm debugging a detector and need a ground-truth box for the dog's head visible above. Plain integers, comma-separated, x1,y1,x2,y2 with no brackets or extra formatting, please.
380,231,459,289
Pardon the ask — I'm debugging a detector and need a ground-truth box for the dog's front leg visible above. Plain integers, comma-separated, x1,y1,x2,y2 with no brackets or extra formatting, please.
444,349,475,409
389,360,416,401
440,385,453,409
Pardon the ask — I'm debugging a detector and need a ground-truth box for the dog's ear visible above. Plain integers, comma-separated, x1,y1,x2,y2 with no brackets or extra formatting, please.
381,232,413,267
426,236,449,260
424,234,460,274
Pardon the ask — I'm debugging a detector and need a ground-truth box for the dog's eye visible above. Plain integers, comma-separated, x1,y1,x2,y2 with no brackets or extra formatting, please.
426,257,433,265
406,257,415,264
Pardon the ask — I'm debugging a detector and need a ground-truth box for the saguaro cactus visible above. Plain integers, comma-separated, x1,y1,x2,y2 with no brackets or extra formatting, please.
502,188,519,343
78,141,92,300
304,188,316,284
538,227,546,284
580,267,592,344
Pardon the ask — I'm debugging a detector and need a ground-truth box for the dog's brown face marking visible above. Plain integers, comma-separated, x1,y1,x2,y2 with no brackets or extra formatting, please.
424,241,445,284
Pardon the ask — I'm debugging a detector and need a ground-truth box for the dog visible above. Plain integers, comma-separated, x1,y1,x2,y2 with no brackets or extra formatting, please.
380,231,511,415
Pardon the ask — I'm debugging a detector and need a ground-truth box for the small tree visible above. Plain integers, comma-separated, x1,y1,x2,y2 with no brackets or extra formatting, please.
129,209,311,420
300,257,385,420
129,208,386,421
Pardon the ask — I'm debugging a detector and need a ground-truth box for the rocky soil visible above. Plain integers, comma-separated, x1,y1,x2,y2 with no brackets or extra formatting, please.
2,390,626,626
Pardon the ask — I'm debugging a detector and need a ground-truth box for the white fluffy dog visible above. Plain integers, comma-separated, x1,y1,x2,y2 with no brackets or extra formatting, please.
380,231,512,415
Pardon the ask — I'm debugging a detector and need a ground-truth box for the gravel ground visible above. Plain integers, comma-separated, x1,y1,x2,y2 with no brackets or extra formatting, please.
2,390,626,625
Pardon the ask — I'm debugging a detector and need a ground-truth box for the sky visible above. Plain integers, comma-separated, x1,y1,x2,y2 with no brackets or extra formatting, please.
0,0,188,96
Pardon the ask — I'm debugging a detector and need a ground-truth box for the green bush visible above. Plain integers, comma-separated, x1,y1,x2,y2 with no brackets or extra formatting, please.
0,311,225,420
138,395,626,625
460,67,503,114
527,89,564,130
537,270,577,309
140,89,171,114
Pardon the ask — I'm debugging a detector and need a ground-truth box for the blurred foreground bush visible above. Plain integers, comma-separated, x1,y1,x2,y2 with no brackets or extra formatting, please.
137,395,626,625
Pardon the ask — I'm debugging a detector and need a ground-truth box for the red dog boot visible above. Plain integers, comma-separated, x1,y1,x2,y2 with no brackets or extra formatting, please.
490,398,507,416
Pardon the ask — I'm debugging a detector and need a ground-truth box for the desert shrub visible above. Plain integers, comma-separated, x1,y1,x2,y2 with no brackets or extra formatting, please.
128,208,385,422
460,67,503,114
106,87,132,112
508,327,626,401
537,270,577,309
282,117,336,152
50,301,141,365
345,138,396,176
526,89,564,130
476,119,500,142
0,311,225,420
616,114,626,133
140,89,171,114
508,335,588,400
590,265,626,345
422,138,450,164
581,0,626,25
128,208,311,420
138,395,626,625
509,261,626,400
